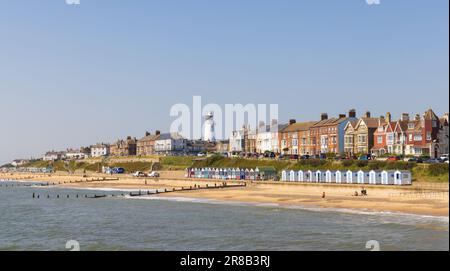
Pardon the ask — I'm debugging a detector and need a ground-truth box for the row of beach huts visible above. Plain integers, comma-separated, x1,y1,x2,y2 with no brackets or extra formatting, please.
281,169,412,185
186,167,412,186
186,167,277,181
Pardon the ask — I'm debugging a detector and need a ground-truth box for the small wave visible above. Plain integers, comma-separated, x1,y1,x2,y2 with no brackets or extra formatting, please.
126,195,449,225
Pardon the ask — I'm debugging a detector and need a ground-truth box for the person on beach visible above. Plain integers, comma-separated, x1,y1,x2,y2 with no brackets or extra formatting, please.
354,191,359,197
322,192,326,199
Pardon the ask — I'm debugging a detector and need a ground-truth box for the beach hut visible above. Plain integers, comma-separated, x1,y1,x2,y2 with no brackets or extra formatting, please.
289,170,297,182
325,170,333,183
227,168,232,180
357,170,370,184
244,168,250,180
253,168,259,180
257,167,277,181
231,168,237,180
297,170,304,182
381,170,395,185
345,170,354,184
394,170,412,185
282,170,288,181
314,170,322,183
369,170,382,185
306,170,313,182
249,169,255,181
335,170,342,184
238,168,244,180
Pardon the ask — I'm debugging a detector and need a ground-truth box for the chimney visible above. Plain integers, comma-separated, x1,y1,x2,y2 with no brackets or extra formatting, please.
379,115,385,126
289,119,296,125
127,136,132,140
321,113,328,121
386,112,392,123
364,111,371,118
339,114,346,119
400,113,410,121
145,131,151,137
416,114,421,121
156,130,161,136
348,109,356,118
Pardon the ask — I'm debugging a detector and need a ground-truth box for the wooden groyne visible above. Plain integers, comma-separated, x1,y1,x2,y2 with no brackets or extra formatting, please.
30,182,247,200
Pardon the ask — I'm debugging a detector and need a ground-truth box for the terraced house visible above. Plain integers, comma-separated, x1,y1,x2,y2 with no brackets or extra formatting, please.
404,109,449,158
279,120,317,155
137,131,161,156
310,109,358,156
110,136,137,156
344,111,380,155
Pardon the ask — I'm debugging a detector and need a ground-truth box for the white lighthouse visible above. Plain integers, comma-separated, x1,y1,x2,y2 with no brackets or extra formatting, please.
203,112,216,142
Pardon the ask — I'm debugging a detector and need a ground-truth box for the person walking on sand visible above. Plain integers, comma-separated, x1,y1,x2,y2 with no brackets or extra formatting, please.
322,192,326,199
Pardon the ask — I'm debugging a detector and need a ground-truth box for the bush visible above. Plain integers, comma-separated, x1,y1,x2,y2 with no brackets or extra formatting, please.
427,164,449,176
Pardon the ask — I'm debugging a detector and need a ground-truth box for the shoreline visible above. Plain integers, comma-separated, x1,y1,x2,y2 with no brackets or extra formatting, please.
2,172,448,218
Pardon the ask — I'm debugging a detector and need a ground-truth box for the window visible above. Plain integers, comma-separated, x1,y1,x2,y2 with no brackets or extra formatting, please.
409,134,413,141
414,134,422,141
292,139,298,146
377,136,383,144
408,123,415,129
426,132,432,141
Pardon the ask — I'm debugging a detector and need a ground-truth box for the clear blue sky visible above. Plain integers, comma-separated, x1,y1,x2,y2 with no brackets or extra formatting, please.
0,0,448,164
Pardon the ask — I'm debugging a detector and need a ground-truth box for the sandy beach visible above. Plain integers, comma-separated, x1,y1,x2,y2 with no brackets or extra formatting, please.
2,171,448,217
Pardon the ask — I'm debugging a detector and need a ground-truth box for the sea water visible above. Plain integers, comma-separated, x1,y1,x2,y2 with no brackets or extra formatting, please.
0,181,448,251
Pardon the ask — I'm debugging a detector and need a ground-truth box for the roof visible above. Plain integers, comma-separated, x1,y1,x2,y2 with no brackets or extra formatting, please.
157,133,185,140
281,121,317,132
359,117,381,128
423,108,439,120
312,117,349,128
138,134,160,142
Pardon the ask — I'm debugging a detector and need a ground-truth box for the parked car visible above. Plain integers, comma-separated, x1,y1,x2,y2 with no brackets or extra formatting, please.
408,157,423,163
300,155,310,160
112,167,125,174
132,171,147,177
148,171,160,178
358,155,370,161
289,155,299,160
424,158,442,164
197,152,207,157
387,156,401,162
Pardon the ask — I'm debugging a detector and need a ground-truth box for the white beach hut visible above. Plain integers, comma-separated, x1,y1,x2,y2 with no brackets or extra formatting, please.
290,170,297,182
381,170,395,185
282,170,289,182
305,170,312,182
325,170,333,183
335,170,342,184
369,170,382,185
357,170,369,184
254,167,260,181
297,170,304,182
314,170,322,183
345,170,354,184
394,170,412,185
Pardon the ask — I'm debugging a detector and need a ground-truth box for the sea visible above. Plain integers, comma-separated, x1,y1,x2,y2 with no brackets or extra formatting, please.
0,180,448,251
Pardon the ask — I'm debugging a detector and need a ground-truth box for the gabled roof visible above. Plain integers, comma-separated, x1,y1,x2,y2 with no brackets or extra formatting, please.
423,108,439,120
356,117,381,129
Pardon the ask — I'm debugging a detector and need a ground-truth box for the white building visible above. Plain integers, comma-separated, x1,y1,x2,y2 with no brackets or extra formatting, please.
91,143,110,157
229,129,245,153
256,121,287,154
154,133,187,154
203,112,216,142
43,151,66,161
